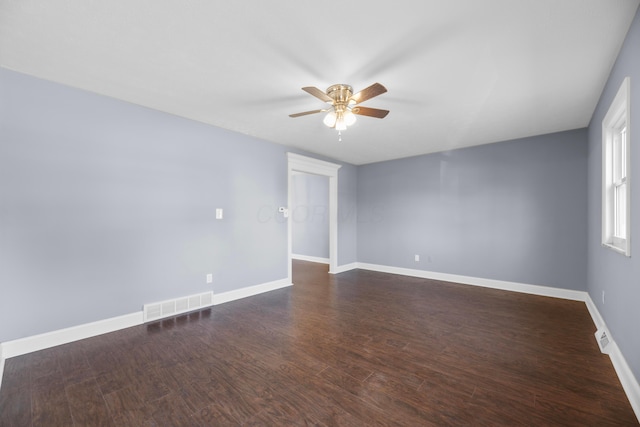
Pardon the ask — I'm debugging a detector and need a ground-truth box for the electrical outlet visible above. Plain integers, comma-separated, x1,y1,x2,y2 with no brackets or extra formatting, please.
206,274,213,284
414,254,420,262
215,208,223,220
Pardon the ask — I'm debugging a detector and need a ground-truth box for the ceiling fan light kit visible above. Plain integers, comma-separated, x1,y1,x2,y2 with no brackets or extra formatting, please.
290,82,389,137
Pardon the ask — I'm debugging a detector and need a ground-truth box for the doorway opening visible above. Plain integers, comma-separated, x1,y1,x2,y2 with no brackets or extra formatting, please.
287,153,341,282
291,172,330,264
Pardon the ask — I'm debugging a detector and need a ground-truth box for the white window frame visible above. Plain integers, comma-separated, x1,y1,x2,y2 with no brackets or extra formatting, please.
602,77,631,256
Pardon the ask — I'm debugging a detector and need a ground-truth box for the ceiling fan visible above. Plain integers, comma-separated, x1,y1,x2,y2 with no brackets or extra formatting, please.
289,83,389,133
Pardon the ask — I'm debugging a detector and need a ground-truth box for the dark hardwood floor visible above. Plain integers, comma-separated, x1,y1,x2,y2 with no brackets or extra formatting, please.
1,260,637,426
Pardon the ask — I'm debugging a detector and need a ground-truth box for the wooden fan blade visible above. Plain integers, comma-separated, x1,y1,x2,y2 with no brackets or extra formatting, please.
350,83,387,104
352,106,389,118
289,109,326,118
302,87,333,103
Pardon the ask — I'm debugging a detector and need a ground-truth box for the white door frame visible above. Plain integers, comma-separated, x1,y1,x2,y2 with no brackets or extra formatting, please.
287,153,341,280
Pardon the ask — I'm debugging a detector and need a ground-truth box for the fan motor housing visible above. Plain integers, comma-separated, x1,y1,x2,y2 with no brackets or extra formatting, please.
327,84,353,103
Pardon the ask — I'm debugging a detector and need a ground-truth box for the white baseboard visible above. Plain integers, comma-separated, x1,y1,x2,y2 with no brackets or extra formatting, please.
0,277,292,392
1,268,637,423
1,311,144,360
291,255,357,275
213,278,292,305
331,262,358,274
356,262,587,301
356,262,639,422
585,295,640,423
0,345,4,394
584,293,606,329
0,311,143,392
292,254,330,264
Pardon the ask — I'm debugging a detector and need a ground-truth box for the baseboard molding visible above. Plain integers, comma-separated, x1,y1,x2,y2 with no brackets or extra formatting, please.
0,277,292,392
2,312,144,361
331,262,358,274
1,268,636,422
213,278,292,305
584,293,606,329
585,295,640,422
0,345,4,395
292,254,330,264
356,262,587,301
356,262,639,421
0,311,143,391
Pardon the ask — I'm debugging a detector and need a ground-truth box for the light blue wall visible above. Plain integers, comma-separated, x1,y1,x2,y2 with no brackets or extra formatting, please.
357,129,588,291
0,68,357,342
292,173,329,258
587,6,640,384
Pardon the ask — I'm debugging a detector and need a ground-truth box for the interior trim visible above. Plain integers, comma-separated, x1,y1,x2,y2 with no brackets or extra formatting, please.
213,278,292,305
292,254,330,264
355,262,586,301
0,277,291,392
0,345,4,395
1,312,143,361
340,261,639,422
1,265,637,423
287,153,341,278
585,294,640,422
332,262,359,274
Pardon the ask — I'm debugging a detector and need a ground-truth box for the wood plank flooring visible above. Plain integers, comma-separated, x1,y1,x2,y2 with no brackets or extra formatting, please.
1,260,637,426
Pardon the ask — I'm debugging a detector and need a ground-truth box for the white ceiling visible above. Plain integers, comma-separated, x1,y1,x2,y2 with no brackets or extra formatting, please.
1,1,638,165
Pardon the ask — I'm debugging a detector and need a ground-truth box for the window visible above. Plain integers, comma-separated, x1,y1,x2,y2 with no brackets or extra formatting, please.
602,77,631,256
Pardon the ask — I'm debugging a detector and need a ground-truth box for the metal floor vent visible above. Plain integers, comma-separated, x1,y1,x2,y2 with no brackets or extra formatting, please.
143,291,214,322
595,328,612,354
